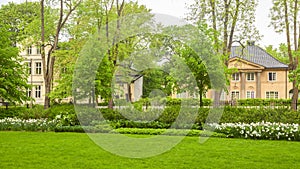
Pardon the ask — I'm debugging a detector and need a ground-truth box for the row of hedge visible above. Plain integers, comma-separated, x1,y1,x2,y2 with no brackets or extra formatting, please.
2,104,300,130
54,126,226,137
76,106,300,129
99,98,300,107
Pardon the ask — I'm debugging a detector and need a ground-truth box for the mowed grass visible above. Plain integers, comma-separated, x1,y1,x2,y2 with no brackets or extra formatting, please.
1,132,300,169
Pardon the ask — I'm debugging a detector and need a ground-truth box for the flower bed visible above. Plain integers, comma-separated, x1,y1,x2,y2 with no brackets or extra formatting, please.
0,117,58,131
209,122,300,141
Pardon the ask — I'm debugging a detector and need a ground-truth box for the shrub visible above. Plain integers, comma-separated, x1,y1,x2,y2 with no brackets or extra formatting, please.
209,122,300,141
0,117,57,131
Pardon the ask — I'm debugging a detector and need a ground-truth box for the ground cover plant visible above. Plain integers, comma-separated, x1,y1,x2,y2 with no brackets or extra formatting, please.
1,132,300,168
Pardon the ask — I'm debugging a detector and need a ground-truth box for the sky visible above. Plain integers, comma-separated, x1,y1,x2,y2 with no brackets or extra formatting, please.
0,0,286,48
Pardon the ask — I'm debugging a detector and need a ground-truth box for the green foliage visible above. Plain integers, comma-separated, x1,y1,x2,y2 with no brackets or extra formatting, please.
134,97,212,107
236,98,292,106
0,25,30,104
142,69,173,98
265,44,289,64
0,107,26,119
49,41,80,102
3,103,300,130
0,2,40,44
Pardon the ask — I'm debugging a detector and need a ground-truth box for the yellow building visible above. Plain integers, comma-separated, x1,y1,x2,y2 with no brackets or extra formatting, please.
225,43,292,100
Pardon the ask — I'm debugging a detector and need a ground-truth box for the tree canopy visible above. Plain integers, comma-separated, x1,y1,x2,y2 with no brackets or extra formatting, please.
0,24,30,104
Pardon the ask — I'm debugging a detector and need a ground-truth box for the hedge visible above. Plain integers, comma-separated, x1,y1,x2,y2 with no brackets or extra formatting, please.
2,104,300,130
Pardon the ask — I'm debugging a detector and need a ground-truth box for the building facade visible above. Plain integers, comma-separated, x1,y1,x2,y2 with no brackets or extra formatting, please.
19,44,45,105
224,44,292,100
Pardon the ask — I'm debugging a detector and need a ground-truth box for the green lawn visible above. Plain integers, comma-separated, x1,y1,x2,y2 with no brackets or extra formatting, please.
1,132,300,168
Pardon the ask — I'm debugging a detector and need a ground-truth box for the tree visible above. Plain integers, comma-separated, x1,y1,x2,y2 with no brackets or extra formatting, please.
270,0,300,111
187,0,260,62
72,0,151,108
0,25,30,104
187,0,260,105
141,25,224,107
48,41,79,103
0,2,40,45
265,44,289,64
40,0,82,109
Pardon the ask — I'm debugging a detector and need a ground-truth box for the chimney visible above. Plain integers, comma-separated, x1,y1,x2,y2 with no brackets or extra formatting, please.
247,40,255,46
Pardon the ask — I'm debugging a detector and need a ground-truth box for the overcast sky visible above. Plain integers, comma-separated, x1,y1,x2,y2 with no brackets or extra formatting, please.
0,0,286,48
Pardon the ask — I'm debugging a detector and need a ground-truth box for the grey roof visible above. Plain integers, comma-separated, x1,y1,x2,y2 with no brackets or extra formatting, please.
230,46,288,69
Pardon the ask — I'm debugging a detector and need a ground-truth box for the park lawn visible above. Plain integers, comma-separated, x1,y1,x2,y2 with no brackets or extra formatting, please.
0,132,300,169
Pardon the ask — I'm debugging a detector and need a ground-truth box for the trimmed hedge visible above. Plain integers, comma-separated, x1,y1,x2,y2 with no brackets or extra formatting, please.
2,104,300,130
133,97,212,108
54,126,227,137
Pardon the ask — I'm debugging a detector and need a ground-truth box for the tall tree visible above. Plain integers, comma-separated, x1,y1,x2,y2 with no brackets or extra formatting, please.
0,2,40,45
59,0,151,107
265,44,289,64
40,0,82,109
0,24,30,104
187,0,260,63
270,0,300,110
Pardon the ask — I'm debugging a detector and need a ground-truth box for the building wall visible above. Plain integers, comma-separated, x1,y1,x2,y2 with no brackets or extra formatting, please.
227,59,293,100
19,44,46,104
132,76,143,102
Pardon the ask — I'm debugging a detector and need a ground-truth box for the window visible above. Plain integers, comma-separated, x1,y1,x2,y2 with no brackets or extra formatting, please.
27,46,32,55
35,86,41,98
26,89,32,98
246,91,255,99
36,45,41,54
268,72,276,81
27,62,32,74
266,91,278,99
246,73,255,81
232,73,240,81
35,62,42,75
231,91,240,100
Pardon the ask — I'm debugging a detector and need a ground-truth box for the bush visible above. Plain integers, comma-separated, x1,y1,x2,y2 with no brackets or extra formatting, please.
133,97,212,108
209,122,300,141
54,126,227,137
0,107,25,119
0,117,57,131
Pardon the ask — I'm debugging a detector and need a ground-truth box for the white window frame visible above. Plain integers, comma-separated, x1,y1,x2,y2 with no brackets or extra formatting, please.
268,72,276,81
246,91,255,99
27,46,32,55
232,73,240,81
35,62,42,75
26,88,32,98
35,85,41,98
266,91,279,99
36,45,41,55
27,62,32,74
246,73,255,81
231,91,240,100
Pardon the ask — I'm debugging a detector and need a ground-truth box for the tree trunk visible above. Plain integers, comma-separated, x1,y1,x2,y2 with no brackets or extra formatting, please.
128,83,132,102
291,81,298,110
283,0,298,111
199,90,203,107
108,99,113,109
44,76,51,109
